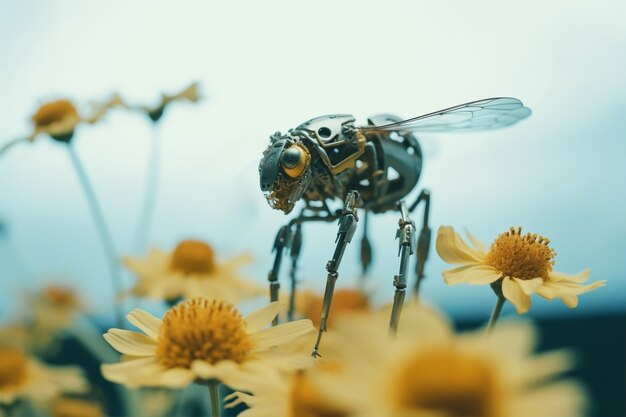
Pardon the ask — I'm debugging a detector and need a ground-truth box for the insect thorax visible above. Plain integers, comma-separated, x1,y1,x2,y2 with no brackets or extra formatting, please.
288,114,364,205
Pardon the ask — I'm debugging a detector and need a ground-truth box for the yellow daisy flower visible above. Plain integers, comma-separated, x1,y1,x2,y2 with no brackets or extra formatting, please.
0,95,122,154
51,397,104,417
296,288,371,329
225,361,348,417
436,226,605,313
0,347,87,405
101,298,314,390
124,239,264,304
31,285,83,332
316,303,586,417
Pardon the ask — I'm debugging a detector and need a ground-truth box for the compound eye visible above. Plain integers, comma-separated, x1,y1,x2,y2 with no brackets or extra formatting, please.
281,146,309,178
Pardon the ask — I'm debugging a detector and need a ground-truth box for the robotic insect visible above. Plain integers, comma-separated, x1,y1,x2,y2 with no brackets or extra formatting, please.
258,97,531,356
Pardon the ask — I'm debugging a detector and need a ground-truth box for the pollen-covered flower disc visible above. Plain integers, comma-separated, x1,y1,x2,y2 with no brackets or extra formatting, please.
0,347,87,405
436,226,605,313
101,298,314,390
0,349,29,394
124,240,265,304
316,304,587,417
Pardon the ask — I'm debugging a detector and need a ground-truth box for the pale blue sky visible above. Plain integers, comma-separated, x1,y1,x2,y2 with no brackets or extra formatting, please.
1,1,625,322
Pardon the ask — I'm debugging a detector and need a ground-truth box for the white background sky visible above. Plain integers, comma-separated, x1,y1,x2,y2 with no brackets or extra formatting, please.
1,1,625,322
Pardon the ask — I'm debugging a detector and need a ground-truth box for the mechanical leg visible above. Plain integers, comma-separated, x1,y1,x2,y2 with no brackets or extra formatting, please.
268,225,292,325
359,210,373,284
311,191,359,357
287,224,303,321
389,201,416,335
268,210,341,326
409,190,432,300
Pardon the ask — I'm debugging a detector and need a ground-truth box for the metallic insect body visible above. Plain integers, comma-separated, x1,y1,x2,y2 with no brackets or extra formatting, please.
258,97,531,356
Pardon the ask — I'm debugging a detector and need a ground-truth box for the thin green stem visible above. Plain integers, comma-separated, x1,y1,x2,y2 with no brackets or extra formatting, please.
208,381,221,417
487,295,506,334
134,124,161,252
67,145,124,328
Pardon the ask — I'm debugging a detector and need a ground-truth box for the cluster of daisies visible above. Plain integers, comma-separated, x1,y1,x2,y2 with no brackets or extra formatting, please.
0,85,605,417
95,226,602,417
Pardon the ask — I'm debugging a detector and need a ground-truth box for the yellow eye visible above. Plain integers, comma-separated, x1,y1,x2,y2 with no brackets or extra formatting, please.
281,145,310,178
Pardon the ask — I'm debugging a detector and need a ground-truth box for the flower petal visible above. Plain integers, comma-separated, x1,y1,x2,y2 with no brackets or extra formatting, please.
443,264,501,285
464,228,487,254
436,226,484,265
487,321,537,358
558,294,579,308
101,357,159,385
216,360,283,391
127,309,162,340
244,302,284,333
151,368,196,388
103,329,157,356
541,280,606,296
251,319,314,350
144,278,182,300
513,277,544,295
537,279,604,309
550,268,591,283
549,269,591,283
502,277,531,314
224,392,253,409
535,284,557,299
191,359,246,386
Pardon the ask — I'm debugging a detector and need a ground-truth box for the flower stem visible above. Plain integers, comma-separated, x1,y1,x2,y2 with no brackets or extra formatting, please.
134,124,161,253
487,295,506,333
208,381,221,417
66,144,124,328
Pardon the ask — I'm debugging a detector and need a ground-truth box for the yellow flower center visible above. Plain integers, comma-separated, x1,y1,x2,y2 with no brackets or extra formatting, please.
484,226,555,280
156,298,253,368
31,100,79,129
0,348,28,389
290,369,348,417
392,349,500,417
170,240,216,275
306,289,370,329
43,285,78,307
52,398,103,417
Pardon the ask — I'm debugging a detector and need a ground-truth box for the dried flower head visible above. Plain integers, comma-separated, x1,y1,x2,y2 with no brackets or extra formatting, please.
1,94,122,155
127,82,201,122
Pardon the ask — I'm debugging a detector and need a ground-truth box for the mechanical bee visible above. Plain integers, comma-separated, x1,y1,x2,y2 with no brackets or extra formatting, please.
258,97,531,356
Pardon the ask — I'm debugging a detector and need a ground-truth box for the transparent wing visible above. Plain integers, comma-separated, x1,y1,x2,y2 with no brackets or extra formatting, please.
359,97,531,133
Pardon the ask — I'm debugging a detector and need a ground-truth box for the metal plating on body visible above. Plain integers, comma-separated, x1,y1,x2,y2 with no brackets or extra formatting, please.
258,97,532,356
